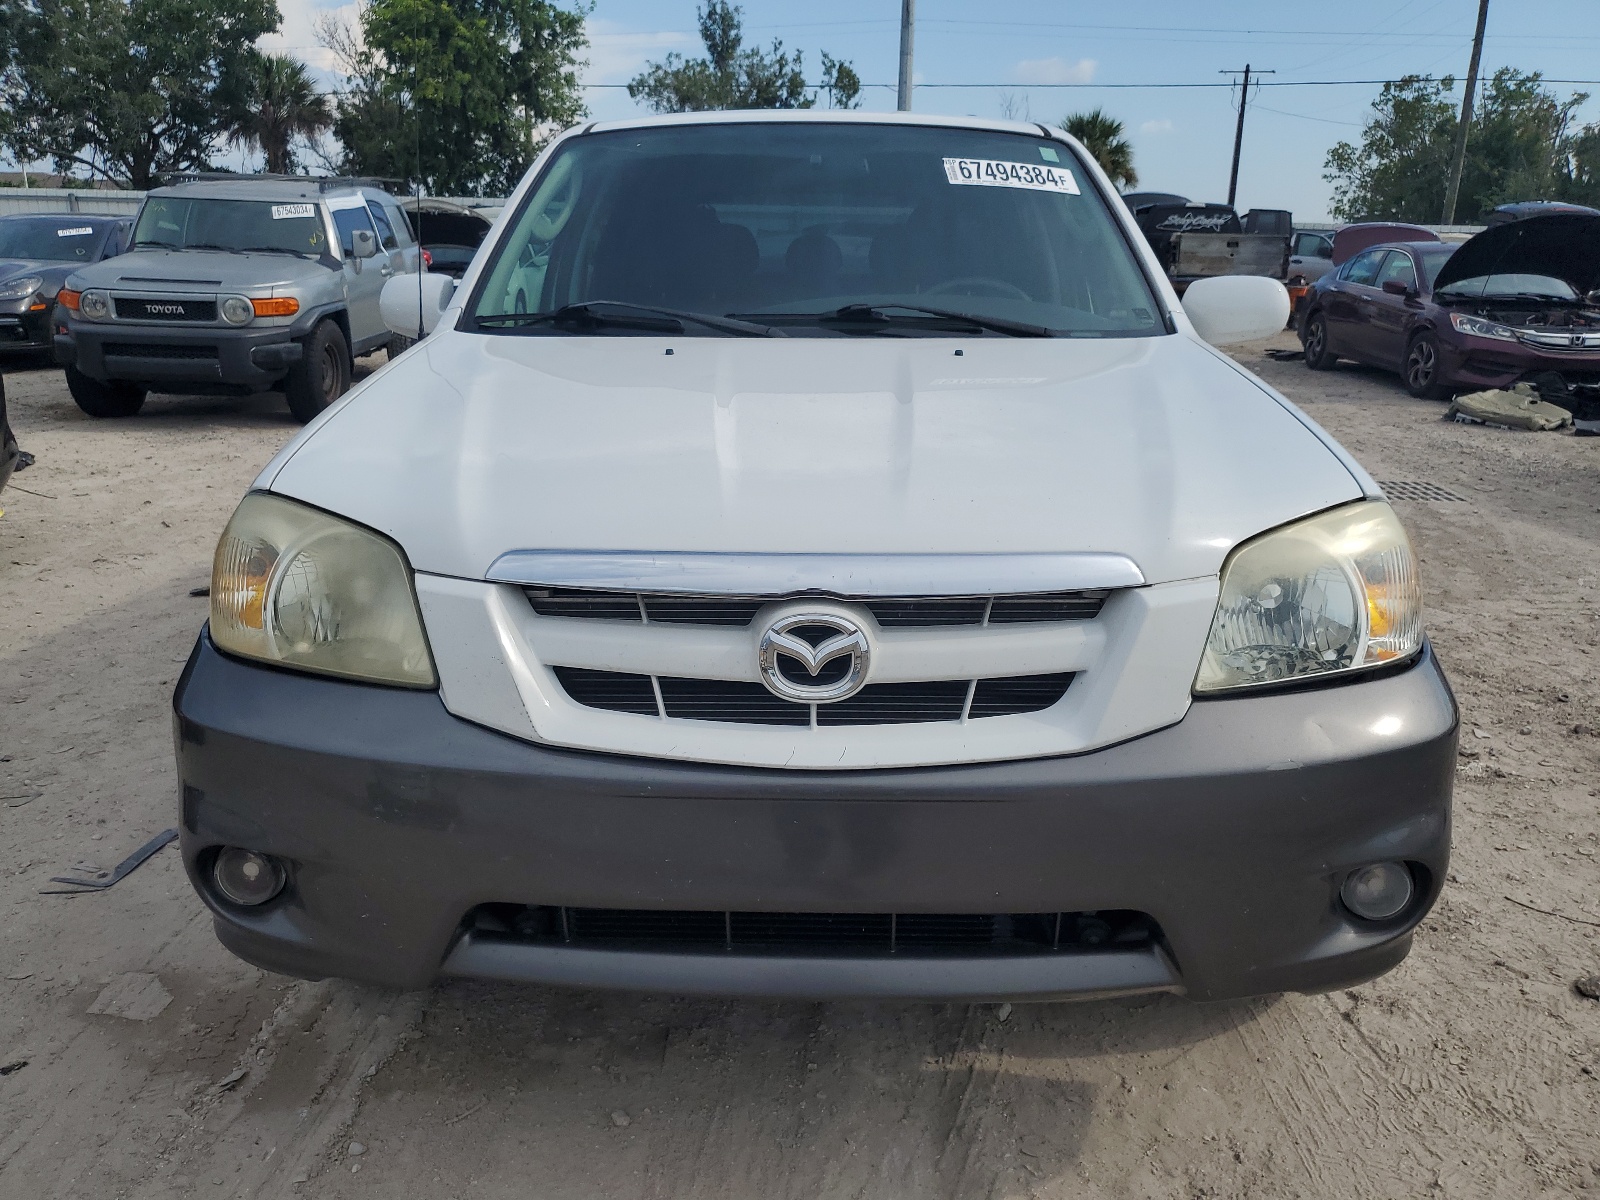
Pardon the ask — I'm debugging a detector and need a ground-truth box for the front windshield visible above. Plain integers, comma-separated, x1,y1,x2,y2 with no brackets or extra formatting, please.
0,219,106,262
470,123,1163,337
1436,271,1580,301
133,196,328,257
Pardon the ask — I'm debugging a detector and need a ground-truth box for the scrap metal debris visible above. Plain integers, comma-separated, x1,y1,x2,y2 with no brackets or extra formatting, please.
1448,384,1572,431
41,828,177,894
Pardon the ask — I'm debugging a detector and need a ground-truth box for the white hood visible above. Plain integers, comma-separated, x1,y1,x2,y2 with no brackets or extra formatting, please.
262,330,1364,586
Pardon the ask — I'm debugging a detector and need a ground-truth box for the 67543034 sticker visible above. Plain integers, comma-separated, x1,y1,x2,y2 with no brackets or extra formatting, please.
270,203,316,220
942,158,1079,195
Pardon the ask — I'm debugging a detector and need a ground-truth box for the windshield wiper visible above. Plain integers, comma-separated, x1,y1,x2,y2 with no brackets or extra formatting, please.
477,301,780,337
133,239,180,249
732,303,1052,337
236,245,313,257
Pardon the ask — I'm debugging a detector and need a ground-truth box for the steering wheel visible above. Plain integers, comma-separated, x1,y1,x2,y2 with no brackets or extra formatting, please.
924,276,1032,301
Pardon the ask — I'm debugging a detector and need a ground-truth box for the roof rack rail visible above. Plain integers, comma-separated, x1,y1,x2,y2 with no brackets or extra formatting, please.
160,172,404,191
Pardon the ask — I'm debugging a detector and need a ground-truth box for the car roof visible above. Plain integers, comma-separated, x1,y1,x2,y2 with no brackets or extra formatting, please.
148,179,393,202
585,108,1058,138
0,212,125,225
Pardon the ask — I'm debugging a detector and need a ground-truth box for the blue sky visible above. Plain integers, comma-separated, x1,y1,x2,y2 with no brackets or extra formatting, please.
78,0,1600,219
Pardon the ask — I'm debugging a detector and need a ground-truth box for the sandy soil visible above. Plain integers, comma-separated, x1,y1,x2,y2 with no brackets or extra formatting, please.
1,335,1598,1199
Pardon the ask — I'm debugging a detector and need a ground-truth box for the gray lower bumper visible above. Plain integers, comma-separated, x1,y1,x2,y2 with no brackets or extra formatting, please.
60,322,299,391
174,635,1456,1001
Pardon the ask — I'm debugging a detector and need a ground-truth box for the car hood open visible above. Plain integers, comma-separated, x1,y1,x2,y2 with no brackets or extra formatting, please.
262,331,1365,587
1431,212,1600,296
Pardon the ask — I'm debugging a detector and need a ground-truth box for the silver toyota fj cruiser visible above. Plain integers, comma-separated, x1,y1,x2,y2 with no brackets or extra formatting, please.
53,175,420,422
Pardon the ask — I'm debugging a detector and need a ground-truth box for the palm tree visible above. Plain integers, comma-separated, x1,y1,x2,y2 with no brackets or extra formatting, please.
229,53,334,175
1059,109,1138,189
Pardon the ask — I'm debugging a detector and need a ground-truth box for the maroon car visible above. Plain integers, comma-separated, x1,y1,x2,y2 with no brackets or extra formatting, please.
1299,213,1600,399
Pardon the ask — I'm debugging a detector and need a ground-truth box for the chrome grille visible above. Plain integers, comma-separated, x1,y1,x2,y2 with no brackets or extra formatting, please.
525,587,1106,627
551,667,1073,725
469,905,1160,957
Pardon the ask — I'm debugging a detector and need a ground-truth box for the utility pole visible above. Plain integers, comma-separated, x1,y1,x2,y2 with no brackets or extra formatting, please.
1441,0,1490,225
1220,65,1272,209
897,0,915,112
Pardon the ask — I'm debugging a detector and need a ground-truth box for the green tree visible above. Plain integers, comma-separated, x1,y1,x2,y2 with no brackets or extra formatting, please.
323,0,590,195
1059,108,1136,188
628,1,859,113
227,51,333,175
1,0,277,188
1324,70,1590,222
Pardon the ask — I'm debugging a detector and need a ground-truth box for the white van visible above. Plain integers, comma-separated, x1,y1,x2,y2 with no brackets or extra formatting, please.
175,112,1455,1003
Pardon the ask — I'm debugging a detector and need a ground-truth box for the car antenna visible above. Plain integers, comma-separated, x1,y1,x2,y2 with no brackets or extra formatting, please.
415,95,424,340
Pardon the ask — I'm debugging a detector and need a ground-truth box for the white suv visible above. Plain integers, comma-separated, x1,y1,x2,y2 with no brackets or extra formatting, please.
175,112,1456,1003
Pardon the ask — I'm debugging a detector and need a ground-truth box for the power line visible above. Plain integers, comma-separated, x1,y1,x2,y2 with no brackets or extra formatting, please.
572,77,1600,91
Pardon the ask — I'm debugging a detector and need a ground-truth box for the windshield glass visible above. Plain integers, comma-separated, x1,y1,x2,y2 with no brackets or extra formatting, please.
1436,271,1580,301
0,218,106,262
470,123,1163,337
133,196,328,256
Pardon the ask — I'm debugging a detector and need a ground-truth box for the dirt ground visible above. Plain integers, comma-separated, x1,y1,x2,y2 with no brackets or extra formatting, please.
1,333,1598,1200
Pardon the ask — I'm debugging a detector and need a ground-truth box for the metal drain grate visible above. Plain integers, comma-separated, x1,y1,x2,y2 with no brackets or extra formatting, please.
1377,480,1467,503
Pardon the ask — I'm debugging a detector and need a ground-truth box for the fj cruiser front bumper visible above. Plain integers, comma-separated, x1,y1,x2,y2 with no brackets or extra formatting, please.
55,323,303,392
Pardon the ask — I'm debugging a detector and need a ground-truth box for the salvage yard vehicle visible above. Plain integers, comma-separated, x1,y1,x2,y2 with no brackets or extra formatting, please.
176,111,1455,1004
1124,195,1292,295
52,175,420,422
1300,212,1600,400
401,197,497,280
0,214,131,358
1,376,20,494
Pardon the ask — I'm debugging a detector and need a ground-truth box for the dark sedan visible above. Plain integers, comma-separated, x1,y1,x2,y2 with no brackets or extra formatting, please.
0,214,131,357
1299,213,1600,400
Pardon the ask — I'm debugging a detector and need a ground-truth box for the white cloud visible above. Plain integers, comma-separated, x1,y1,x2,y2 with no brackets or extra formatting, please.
1012,57,1097,86
585,18,698,85
1140,118,1174,135
258,0,360,81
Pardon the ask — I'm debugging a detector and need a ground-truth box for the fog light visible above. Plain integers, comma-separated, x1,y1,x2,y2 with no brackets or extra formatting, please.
212,847,286,906
1341,862,1414,921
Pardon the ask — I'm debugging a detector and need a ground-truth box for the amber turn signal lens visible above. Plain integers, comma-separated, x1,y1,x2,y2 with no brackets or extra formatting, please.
57,288,81,310
250,297,300,317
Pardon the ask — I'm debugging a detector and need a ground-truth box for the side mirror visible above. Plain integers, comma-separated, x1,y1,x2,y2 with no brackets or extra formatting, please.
1382,279,1415,297
350,228,377,259
1181,275,1290,346
381,271,456,339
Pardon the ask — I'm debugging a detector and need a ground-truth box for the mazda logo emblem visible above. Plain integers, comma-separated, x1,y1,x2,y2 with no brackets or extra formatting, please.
758,611,871,703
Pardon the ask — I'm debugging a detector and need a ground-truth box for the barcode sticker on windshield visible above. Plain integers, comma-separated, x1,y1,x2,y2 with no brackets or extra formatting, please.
943,158,1079,195
56,226,94,237
270,204,315,220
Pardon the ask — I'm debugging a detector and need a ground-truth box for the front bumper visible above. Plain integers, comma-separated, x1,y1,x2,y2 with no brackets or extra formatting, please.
54,319,302,392
174,634,1457,1002
1439,337,1600,392
0,296,51,353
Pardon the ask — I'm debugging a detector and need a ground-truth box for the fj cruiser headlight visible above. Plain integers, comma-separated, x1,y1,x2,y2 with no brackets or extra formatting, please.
1449,312,1517,342
0,275,44,301
79,289,111,320
1195,501,1422,694
220,295,254,325
210,492,436,687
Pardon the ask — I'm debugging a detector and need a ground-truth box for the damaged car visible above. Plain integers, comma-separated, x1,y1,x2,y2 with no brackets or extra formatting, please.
1301,212,1600,400
0,214,131,358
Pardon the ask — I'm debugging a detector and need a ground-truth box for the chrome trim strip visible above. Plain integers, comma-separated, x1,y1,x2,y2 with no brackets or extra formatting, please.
484,551,1146,595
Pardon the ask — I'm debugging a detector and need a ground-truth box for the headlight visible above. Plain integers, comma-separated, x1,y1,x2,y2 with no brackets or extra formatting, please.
0,275,44,300
220,295,254,325
210,492,436,687
1195,501,1423,694
1450,312,1517,341
79,289,111,320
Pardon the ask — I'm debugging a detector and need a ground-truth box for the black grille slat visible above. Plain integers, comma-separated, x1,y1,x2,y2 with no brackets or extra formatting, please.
555,671,1075,725
526,588,642,620
524,588,1106,627
864,597,988,627
969,673,1075,718
550,667,659,716
113,297,217,322
473,905,1160,958
817,679,969,725
658,678,811,726
644,596,765,625
102,341,218,360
